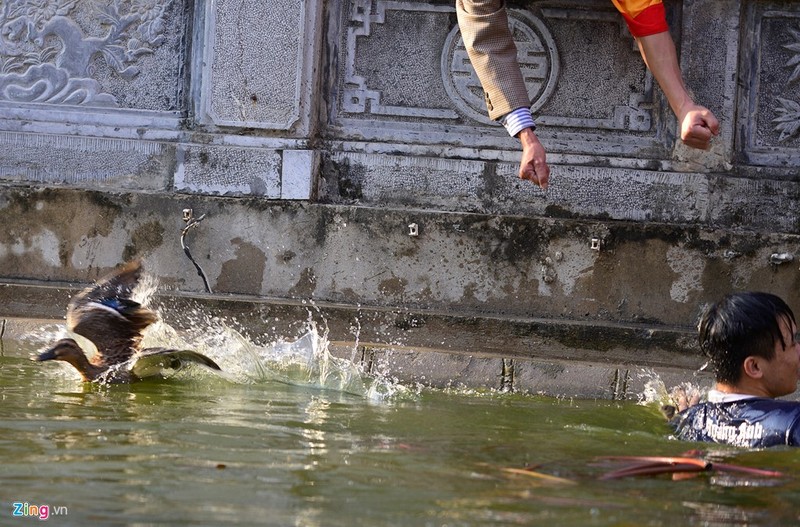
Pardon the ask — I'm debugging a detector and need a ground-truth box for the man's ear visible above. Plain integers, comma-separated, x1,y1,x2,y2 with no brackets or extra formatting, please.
742,356,764,379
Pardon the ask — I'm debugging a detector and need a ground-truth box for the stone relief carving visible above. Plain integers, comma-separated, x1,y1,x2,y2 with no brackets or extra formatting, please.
343,0,457,119
341,1,651,133
774,97,800,142
773,25,800,142
535,8,651,132
0,0,170,106
442,9,559,126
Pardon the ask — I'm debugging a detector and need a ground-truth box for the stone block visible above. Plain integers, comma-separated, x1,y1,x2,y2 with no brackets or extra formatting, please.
321,152,488,210
0,132,171,190
281,150,318,200
175,145,281,196
199,0,321,132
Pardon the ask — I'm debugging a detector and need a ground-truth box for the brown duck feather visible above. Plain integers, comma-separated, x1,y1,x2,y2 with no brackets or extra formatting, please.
37,260,222,382
66,259,157,366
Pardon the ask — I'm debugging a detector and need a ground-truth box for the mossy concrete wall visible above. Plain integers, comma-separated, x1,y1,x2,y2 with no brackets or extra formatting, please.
1,186,796,397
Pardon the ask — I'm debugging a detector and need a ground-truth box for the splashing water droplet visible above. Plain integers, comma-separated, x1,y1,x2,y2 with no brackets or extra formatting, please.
26,272,415,401
137,300,412,402
636,368,707,409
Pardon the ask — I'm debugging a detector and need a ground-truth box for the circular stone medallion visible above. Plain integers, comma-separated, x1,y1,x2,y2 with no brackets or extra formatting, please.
442,9,559,124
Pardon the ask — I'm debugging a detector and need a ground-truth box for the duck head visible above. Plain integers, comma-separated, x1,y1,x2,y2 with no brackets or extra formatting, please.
36,338,105,381
37,338,84,362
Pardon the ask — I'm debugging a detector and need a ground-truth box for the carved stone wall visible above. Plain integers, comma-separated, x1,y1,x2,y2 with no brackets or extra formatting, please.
2,0,800,362
738,1,800,166
0,0,794,222
0,0,322,197
319,0,800,234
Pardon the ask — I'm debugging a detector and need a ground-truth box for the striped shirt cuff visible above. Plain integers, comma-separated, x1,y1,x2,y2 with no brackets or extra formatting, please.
499,107,536,137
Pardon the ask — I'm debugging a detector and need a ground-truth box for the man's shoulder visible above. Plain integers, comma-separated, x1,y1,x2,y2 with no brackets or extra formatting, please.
732,397,800,412
682,397,800,417
673,397,800,447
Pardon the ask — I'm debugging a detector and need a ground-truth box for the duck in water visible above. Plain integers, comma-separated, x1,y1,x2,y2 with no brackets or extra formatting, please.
36,260,221,383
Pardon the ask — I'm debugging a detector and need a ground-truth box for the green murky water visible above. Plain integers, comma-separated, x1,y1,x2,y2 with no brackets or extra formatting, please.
1,319,798,526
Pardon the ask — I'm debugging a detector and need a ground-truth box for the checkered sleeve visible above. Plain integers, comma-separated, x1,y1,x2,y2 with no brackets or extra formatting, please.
456,0,531,121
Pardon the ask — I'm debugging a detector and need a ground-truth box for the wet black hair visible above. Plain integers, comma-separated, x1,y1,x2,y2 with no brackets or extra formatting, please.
697,291,795,385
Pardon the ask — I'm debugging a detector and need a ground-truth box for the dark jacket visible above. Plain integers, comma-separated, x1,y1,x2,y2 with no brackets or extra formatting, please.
671,398,800,448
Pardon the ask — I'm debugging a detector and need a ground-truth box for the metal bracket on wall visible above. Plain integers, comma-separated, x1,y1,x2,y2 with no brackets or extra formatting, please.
769,252,793,265
500,358,514,393
610,368,630,400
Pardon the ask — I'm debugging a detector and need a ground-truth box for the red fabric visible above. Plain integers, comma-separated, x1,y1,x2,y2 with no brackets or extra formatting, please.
620,3,669,37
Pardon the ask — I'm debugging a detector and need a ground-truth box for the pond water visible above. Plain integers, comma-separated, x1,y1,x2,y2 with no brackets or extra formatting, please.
1,316,798,526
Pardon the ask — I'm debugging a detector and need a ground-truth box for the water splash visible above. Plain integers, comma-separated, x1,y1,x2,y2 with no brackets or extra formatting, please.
636,368,707,408
137,303,414,403
20,271,413,401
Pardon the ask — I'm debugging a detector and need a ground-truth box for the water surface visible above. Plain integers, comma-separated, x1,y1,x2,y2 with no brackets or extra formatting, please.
1,320,797,526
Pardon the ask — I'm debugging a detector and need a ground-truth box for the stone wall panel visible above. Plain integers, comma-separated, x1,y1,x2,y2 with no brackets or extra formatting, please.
739,1,800,165
175,144,282,196
0,131,172,189
199,0,320,132
0,0,189,112
330,0,668,157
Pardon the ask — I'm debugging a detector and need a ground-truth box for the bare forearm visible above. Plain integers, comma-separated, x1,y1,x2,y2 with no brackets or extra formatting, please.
636,32,692,118
637,31,720,149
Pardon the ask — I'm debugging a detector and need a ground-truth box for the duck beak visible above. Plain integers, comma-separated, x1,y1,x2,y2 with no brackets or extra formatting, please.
35,348,57,361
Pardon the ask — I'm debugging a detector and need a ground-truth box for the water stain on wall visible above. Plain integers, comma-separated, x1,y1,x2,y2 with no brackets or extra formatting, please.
216,238,266,294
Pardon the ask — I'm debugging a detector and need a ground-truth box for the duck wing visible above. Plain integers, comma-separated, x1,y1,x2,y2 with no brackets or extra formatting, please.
130,348,222,380
66,260,157,366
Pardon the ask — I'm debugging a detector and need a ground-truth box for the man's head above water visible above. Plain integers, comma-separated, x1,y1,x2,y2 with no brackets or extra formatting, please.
698,291,800,399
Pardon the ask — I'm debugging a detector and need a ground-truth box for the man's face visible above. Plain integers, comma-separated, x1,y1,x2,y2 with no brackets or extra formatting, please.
759,316,800,398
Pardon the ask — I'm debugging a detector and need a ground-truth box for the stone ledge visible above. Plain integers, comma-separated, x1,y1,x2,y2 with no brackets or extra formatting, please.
328,342,709,400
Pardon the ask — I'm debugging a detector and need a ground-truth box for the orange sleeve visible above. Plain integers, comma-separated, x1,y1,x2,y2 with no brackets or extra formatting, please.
611,0,669,37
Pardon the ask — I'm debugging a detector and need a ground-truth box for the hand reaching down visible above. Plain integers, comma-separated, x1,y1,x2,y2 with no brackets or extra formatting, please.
518,128,549,189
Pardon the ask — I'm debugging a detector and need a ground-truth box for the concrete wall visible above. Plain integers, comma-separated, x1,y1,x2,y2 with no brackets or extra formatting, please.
0,0,799,394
